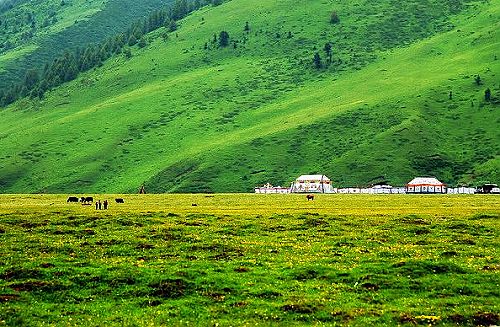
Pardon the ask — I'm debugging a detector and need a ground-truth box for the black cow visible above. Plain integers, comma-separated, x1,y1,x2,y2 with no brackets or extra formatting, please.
80,196,94,204
67,196,79,203
306,194,315,201
115,198,124,203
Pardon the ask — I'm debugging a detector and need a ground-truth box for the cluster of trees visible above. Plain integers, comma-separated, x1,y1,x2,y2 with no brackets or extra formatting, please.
0,0,226,107
203,29,238,51
0,1,60,53
312,10,340,69
474,75,494,102
313,42,334,69
0,0,24,14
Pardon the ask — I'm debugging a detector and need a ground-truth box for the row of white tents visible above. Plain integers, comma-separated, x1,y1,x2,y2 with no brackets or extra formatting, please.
255,175,498,194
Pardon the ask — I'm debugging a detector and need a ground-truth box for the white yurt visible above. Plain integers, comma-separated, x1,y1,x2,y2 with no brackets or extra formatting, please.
254,183,291,194
371,184,393,194
406,177,446,194
290,175,334,193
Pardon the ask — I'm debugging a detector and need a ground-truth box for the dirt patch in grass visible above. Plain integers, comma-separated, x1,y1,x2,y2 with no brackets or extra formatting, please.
470,212,499,220
472,312,500,326
178,219,208,227
399,313,441,325
1,267,41,280
252,290,282,298
393,260,466,277
135,243,154,250
441,250,458,257
299,214,330,228
292,267,326,281
411,227,431,235
8,280,65,292
149,278,193,299
447,312,500,326
141,298,163,307
20,220,49,229
282,302,319,314
190,243,244,261
150,228,187,241
400,215,430,225
0,294,20,303
360,282,380,291
234,266,250,273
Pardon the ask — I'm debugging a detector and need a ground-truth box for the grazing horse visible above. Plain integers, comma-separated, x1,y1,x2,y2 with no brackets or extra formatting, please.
115,198,125,203
67,196,79,203
306,194,315,201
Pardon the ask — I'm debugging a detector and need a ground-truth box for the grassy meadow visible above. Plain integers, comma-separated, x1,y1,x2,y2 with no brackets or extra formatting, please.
0,194,499,326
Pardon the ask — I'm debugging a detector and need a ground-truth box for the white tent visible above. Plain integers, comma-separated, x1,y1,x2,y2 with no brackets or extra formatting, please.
371,184,393,194
255,183,290,194
406,177,446,194
290,175,334,193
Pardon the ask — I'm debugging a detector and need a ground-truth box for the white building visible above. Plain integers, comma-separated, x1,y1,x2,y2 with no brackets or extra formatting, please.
406,177,446,194
371,184,393,194
290,175,334,193
447,187,476,194
254,183,290,194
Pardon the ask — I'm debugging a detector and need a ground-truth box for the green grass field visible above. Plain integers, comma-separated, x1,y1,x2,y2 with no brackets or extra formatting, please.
0,194,498,326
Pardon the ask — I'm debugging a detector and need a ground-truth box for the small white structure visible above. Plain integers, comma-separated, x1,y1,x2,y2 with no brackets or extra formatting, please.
290,175,334,193
371,184,393,194
254,183,290,194
447,187,476,194
406,177,446,194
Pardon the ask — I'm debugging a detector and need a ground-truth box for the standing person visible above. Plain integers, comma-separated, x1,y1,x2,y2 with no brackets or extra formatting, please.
103,200,108,210
95,201,98,210
98,200,102,210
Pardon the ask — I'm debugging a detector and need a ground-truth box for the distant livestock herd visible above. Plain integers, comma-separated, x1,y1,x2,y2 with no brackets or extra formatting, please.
67,196,124,204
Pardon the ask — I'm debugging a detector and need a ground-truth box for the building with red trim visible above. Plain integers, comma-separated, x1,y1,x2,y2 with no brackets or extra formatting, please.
406,177,446,194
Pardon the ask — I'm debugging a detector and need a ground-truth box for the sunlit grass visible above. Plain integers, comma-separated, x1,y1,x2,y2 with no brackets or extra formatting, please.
0,194,498,326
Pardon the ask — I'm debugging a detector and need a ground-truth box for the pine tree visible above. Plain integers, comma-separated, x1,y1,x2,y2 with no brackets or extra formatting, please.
23,69,39,90
219,31,229,47
330,11,340,24
485,88,491,101
475,75,482,85
123,48,132,59
313,52,322,69
128,34,137,46
172,0,188,20
138,37,147,48
324,43,332,64
167,19,177,32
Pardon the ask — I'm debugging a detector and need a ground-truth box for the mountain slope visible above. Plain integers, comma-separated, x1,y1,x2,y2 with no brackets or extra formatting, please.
0,0,498,193
0,0,170,89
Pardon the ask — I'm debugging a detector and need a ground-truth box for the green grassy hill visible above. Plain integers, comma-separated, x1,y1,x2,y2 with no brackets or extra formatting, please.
0,0,170,89
0,0,498,193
